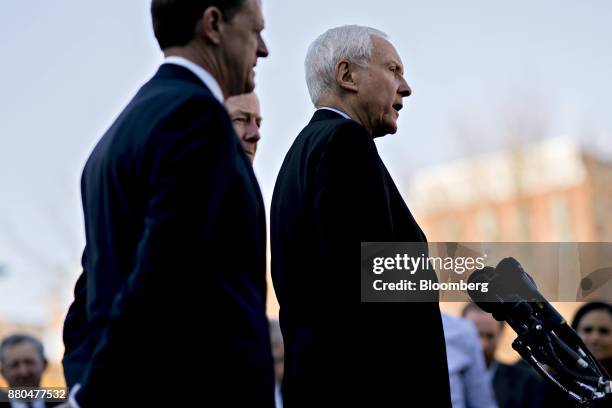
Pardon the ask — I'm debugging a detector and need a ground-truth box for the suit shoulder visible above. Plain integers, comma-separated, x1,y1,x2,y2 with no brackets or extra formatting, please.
85,87,231,177
143,93,234,154
327,118,371,141
324,119,377,158
498,361,532,378
125,78,230,144
165,92,227,122
129,73,225,123
301,118,374,156
140,76,224,115
275,117,374,188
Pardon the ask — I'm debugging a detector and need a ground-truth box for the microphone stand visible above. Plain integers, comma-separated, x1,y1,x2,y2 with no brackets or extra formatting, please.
500,300,612,407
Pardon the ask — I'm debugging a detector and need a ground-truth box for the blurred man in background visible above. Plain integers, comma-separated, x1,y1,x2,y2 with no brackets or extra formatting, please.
225,92,262,163
463,303,543,408
0,334,61,407
269,319,284,408
442,313,497,408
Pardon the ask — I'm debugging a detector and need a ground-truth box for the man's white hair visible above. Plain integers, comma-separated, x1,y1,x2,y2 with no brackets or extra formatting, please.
305,25,388,106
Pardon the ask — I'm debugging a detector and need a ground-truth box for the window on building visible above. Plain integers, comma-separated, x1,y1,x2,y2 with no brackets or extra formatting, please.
476,208,499,241
550,194,573,241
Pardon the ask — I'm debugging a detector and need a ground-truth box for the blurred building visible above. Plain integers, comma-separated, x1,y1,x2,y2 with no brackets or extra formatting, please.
408,138,612,242
409,137,612,362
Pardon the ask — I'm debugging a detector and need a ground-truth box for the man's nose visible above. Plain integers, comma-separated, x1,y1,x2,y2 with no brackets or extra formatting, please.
16,363,31,377
257,34,269,58
399,76,411,98
245,122,261,142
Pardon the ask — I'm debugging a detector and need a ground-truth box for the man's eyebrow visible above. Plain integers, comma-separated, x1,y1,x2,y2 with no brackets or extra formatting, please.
254,17,265,31
390,60,404,73
233,110,262,120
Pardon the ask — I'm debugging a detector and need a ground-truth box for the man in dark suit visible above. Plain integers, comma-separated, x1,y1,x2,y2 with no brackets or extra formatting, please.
0,334,61,407
492,362,544,408
61,0,272,406
463,303,544,408
271,25,451,407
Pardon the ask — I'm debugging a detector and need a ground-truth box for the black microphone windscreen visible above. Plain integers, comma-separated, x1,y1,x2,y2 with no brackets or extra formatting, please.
495,257,544,302
467,266,498,313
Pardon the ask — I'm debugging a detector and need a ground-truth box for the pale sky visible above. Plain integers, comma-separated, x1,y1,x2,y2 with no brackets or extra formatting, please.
1,0,611,326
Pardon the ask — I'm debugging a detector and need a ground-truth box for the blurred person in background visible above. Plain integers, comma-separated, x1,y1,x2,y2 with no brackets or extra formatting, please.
0,334,61,407
463,303,543,408
572,301,612,374
543,301,612,407
225,92,262,163
269,319,284,408
442,313,498,408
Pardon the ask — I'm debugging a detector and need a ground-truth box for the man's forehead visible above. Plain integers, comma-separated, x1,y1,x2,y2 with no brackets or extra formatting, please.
239,0,265,27
371,36,402,65
226,94,261,115
467,310,496,323
3,342,38,357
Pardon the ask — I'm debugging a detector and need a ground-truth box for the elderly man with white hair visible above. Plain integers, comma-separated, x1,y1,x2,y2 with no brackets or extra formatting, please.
270,25,451,407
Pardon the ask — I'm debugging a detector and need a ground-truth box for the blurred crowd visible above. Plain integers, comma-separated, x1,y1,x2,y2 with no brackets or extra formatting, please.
442,301,612,408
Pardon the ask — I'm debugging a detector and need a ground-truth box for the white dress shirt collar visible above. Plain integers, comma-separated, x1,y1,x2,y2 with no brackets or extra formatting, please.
163,56,224,103
317,106,352,120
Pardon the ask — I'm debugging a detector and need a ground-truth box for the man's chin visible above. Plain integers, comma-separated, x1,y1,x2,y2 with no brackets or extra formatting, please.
373,123,397,138
229,78,255,97
244,82,255,94
13,381,38,388
245,73,256,93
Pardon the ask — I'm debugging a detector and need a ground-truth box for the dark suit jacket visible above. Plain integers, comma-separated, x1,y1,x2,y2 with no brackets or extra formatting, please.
270,109,451,407
62,64,274,406
493,361,544,408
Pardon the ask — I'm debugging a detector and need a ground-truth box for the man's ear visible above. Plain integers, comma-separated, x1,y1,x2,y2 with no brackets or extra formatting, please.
335,60,359,93
197,6,224,45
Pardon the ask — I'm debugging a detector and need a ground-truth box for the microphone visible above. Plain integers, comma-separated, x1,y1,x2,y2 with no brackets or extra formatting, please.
467,258,567,334
467,257,611,406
